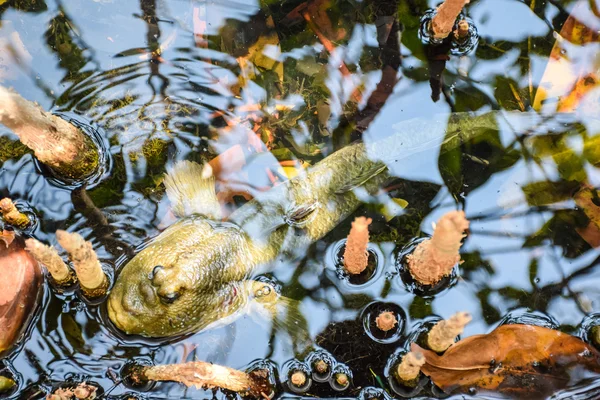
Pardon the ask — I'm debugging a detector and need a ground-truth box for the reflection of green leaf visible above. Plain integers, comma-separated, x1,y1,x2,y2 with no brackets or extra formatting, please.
521,180,579,206
528,134,587,182
61,313,86,351
0,376,15,393
409,296,432,319
439,113,520,199
523,210,591,258
476,288,502,325
494,76,529,111
528,258,539,287
584,134,600,167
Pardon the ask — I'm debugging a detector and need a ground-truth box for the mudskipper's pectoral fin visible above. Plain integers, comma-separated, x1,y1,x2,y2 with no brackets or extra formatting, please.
284,201,319,227
335,163,387,194
164,160,222,220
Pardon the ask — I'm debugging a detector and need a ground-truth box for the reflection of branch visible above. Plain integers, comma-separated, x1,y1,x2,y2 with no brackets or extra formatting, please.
71,186,134,258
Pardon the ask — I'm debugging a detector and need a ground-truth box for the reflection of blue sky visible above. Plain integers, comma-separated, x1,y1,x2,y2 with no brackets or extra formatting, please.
2,0,600,397
469,0,548,41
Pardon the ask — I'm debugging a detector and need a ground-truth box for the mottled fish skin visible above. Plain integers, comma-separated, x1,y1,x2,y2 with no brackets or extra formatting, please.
107,139,388,338
108,111,508,338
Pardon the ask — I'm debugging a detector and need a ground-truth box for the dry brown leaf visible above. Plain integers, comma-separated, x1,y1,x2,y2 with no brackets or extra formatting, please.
0,236,43,356
412,324,600,397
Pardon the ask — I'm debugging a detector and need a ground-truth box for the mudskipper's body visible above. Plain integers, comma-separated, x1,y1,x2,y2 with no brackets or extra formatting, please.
107,112,500,338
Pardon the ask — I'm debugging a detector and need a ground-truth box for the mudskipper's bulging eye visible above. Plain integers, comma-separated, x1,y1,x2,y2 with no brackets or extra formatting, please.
159,291,181,304
148,265,164,280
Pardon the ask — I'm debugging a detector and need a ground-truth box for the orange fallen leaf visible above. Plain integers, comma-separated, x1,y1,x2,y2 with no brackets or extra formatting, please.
412,324,600,398
534,0,600,113
0,236,43,356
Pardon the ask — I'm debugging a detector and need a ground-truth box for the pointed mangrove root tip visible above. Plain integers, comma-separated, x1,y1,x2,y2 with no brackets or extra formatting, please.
25,238,73,285
431,0,470,39
591,326,600,348
396,351,425,383
314,360,329,374
138,361,272,398
0,86,99,180
55,230,108,297
375,311,398,332
455,20,470,39
343,216,372,275
335,373,349,386
290,371,307,387
407,210,469,285
0,198,30,229
427,312,472,353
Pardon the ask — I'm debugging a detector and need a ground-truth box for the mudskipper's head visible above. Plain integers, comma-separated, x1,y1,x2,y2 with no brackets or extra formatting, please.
107,217,249,338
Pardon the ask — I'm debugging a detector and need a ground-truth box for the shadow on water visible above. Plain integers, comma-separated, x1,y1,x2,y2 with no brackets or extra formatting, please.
1,0,600,398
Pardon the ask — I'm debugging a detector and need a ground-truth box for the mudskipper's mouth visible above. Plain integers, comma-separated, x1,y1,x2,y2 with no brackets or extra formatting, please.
107,289,143,335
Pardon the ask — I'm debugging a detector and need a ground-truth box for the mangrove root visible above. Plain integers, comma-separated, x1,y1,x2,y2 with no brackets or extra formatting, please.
430,0,470,39
427,312,472,353
407,210,469,285
129,361,272,399
25,238,75,286
376,311,398,332
0,198,30,228
46,382,98,400
0,86,98,180
396,351,425,384
56,230,108,297
343,216,372,275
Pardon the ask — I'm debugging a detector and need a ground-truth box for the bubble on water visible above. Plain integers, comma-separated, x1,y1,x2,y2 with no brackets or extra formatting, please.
306,350,335,383
362,301,406,344
499,308,559,329
329,363,352,392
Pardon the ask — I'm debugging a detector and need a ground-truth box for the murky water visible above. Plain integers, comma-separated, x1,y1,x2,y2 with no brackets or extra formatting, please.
1,0,600,398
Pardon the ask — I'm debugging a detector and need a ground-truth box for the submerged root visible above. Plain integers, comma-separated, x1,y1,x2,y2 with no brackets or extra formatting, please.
46,382,97,400
396,351,425,384
343,217,372,275
427,312,472,353
0,86,98,180
430,0,470,39
25,238,74,285
55,230,108,297
407,210,469,285
130,361,272,398
0,198,30,229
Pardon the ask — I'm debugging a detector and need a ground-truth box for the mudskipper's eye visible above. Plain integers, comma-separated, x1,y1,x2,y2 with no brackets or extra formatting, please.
148,265,164,280
159,291,181,304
